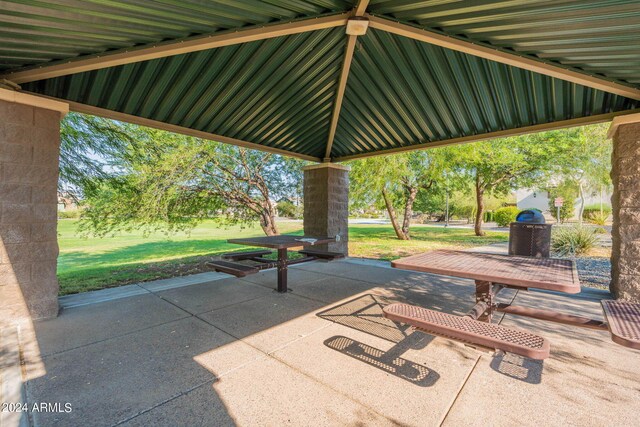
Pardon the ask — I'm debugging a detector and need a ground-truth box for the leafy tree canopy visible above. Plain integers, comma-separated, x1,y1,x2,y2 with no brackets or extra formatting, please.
62,113,305,237
349,149,453,239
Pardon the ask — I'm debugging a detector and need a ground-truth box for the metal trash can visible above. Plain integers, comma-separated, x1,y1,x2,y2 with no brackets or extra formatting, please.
508,210,552,258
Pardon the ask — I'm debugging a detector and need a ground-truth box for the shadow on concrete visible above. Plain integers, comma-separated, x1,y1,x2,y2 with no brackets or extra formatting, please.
325,335,439,387
490,352,543,384
21,260,629,426
317,293,414,343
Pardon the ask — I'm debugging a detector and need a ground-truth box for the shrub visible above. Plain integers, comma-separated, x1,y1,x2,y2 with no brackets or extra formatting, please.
58,210,81,219
551,226,598,256
484,211,494,223
494,206,520,227
450,203,474,221
277,201,302,219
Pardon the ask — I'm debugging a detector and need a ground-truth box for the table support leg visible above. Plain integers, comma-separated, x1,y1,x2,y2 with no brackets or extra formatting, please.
277,248,288,293
474,280,502,322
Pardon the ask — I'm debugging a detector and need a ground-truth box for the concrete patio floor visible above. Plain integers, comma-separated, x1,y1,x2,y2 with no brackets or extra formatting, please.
6,259,640,427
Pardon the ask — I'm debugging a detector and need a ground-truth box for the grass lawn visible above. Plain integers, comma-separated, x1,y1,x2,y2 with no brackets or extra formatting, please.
57,219,508,295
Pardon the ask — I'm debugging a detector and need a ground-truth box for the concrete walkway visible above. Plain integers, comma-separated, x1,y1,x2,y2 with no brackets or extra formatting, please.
5,260,640,427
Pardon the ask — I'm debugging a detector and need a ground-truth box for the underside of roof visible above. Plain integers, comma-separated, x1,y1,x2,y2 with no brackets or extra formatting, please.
2,1,640,162
0,0,351,72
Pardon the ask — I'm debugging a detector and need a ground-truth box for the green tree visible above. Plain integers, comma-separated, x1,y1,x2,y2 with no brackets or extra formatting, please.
553,124,611,224
75,120,305,237
548,181,578,223
349,150,448,240
59,112,136,198
450,132,568,236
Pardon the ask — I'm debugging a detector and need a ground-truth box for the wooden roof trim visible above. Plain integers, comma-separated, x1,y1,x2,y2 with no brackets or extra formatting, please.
29,93,322,162
333,109,640,162
1,13,350,84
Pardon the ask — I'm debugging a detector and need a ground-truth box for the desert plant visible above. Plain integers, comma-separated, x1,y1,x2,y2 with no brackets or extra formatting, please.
587,212,608,226
582,204,611,225
551,226,598,256
494,206,520,227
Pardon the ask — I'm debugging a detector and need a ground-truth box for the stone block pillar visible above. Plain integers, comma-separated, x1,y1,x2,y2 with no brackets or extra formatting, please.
302,163,349,255
610,113,640,302
0,89,68,321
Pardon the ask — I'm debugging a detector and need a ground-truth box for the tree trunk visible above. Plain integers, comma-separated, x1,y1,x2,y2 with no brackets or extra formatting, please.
382,188,408,240
401,186,418,239
474,175,486,237
578,181,585,226
259,203,279,236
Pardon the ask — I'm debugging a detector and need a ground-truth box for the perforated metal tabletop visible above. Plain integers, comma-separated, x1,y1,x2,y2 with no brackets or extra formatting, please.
391,250,580,294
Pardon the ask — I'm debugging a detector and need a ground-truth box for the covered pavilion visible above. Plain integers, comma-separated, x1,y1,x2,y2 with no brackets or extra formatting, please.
2,3,640,426
1,0,639,320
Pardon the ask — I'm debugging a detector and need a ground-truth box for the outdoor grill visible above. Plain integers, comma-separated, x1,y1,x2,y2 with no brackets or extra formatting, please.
508,210,552,258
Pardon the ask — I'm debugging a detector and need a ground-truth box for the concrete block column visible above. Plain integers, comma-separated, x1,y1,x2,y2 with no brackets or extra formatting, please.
0,89,68,321
302,163,349,255
610,113,640,302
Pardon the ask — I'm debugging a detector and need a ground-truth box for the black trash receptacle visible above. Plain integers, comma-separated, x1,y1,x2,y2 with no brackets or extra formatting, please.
508,210,552,258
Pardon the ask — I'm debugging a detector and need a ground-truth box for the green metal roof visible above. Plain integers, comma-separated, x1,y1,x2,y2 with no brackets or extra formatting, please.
368,0,640,86
0,0,351,72
3,1,640,161
332,28,638,158
24,28,345,158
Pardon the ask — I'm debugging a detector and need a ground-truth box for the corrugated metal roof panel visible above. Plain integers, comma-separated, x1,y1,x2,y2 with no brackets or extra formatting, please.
10,2,640,161
368,0,640,86
331,28,639,158
0,0,353,72
23,28,346,158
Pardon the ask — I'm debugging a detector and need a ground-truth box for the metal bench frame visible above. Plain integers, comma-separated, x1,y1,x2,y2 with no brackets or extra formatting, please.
297,249,345,260
469,280,610,329
391,250,640,349
222,249,273,262
442,280,637,352
207,250,329,280
206,260,264,277
384,302,550,360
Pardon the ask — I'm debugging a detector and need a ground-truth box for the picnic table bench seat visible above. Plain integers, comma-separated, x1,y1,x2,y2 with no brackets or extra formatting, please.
383,303,550,360
222,249,272,261
298,249,345,260
601,300,640,350
206,260,260,278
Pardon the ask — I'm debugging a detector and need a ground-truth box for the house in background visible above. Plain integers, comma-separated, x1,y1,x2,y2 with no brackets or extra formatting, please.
515,188,549,213
516,188,612,219
57,191,78,212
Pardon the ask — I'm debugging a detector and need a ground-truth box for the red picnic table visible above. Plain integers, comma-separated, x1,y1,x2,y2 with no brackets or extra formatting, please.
384,250,640,360
208,235,338,293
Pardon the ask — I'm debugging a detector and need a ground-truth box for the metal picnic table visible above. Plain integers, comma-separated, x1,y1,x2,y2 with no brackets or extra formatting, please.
227,235,336,293
392,250,581,322
384,250,640,359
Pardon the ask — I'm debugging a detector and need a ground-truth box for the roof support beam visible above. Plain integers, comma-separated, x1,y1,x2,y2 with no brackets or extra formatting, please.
30,94,321,162
1,13,350,84
333,109,640,162
324,35,357,160
366,15,640,101
324,0,369,161
354,0,370,16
